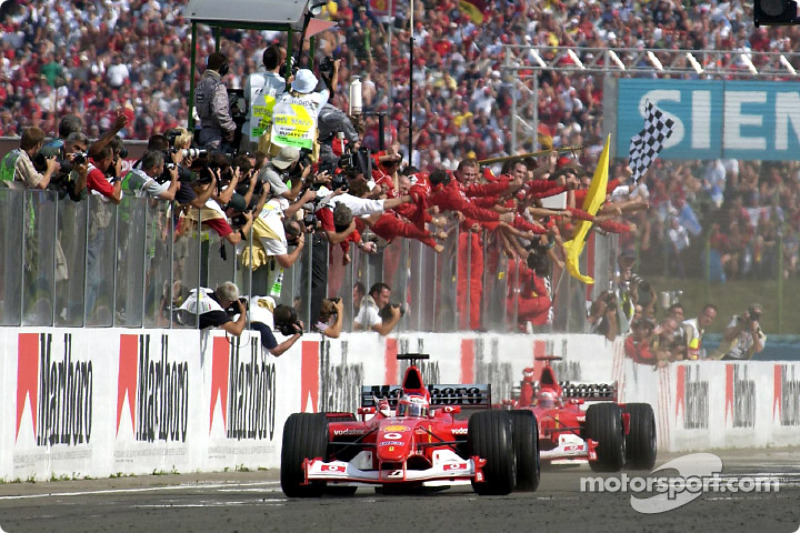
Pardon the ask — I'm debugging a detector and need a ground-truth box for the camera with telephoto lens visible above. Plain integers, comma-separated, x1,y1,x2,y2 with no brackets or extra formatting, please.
180,148,207,159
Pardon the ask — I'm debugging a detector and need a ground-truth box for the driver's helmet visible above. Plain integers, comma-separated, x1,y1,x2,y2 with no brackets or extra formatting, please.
537,390,557,409
396,393,429,418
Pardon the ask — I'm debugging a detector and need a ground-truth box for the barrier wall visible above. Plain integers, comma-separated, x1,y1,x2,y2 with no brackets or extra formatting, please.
2,328,799,481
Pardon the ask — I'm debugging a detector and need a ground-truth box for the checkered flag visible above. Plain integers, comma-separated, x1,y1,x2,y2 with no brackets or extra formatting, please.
628,100,675,183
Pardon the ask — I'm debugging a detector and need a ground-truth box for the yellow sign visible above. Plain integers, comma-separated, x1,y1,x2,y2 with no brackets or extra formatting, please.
271,96,317,151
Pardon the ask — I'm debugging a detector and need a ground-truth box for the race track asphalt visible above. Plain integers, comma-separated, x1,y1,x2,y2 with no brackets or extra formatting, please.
0,447,798,533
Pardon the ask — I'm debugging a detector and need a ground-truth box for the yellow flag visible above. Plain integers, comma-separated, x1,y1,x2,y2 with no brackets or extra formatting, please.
562,134,611,284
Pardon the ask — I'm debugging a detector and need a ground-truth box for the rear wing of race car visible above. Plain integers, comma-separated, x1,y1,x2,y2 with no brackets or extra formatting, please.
561,381,618,402
511,381,618,402
361,384,492,409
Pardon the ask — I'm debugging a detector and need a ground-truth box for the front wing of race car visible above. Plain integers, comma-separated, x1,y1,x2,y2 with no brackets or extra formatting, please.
540,433,598,464
304,449,486,485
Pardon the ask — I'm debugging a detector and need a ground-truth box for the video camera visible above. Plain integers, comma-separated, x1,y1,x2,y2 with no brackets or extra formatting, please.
338,146,372,177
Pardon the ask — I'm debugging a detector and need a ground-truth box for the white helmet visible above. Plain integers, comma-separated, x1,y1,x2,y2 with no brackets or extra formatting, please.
396,393,429,418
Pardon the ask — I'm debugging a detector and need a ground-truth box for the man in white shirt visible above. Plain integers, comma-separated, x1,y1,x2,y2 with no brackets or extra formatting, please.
353,282,401,335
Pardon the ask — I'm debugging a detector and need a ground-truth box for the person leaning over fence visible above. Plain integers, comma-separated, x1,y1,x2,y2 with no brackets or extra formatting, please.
178,281,248,336
710,304,767,361
0,126,59,189
245,295,303,356
680,303,718,360
122,149,180,200
353,282,401,336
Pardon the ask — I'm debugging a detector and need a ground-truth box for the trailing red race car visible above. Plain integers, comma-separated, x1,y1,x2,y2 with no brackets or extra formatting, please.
507,356,656,471
281,353,540,497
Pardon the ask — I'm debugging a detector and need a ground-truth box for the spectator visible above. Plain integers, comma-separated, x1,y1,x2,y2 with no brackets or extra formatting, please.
711,304,767,361
624,319,658,366
507,239,552,332
681,304,718,360
0,126,58,188
178,281,249,336
352,281,366,317
353,282,401,335
195,52,236,151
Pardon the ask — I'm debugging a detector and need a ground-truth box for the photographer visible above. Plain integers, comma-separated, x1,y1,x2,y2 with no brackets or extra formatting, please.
314,297,344,338
122,149,180,200
587,290,619,342
246,296,303,356
0,126,59,188
353,282,401,336
178,281,248,336
47,132,90,202
317,102,360,167
258,145,310,202
713,304,767,361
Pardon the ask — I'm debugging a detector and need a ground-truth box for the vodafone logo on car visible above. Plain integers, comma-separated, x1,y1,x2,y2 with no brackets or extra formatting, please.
322,464,346,473
443,462,468,471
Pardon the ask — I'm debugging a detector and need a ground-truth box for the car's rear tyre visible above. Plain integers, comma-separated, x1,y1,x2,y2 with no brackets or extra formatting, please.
468,410,515,495
281,413,329,497
624,403,657,470
585,403,625,472
509,410,540,492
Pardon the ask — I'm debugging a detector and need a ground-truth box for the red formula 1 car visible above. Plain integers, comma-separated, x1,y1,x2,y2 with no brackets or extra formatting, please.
508,356,656,471
281,353,540,497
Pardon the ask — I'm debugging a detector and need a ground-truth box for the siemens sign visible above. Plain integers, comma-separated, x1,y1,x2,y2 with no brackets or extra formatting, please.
617,79,800,161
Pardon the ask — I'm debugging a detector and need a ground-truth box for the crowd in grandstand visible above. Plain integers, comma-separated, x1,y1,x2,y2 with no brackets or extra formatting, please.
0,0,798,343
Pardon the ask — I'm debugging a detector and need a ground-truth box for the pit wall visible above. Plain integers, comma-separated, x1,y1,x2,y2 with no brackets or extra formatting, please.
1,328,798,481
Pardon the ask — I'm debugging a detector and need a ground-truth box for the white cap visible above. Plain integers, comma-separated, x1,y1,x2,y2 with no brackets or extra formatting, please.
292,69,318,94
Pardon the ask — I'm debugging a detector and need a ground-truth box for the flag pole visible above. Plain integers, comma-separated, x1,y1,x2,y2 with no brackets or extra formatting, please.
477,145,584,165
408,0,414,166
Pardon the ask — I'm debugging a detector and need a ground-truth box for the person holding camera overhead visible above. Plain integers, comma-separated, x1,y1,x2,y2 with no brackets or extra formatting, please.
353,282,402,336
712,304,767,361
178,281,249,336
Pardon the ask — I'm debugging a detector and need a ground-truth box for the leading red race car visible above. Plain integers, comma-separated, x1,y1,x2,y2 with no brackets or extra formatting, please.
508,356,656,471
281,353,540,496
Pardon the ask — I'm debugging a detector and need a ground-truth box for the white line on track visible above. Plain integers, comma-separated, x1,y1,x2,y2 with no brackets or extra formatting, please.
0,481,282,501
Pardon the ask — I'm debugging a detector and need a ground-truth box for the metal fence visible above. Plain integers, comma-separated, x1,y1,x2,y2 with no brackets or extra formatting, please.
0,188,617,333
